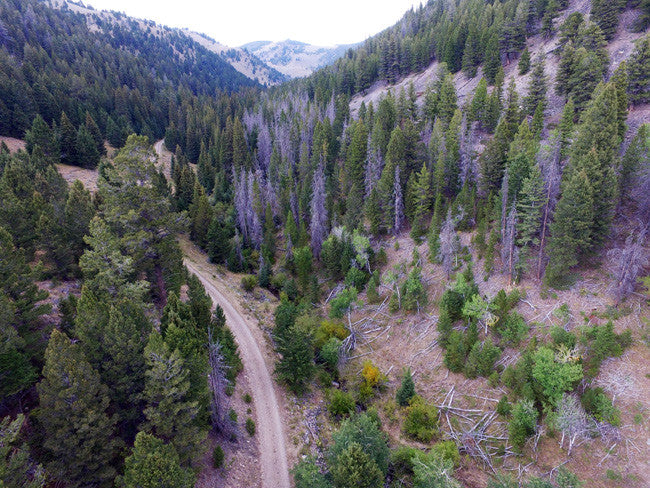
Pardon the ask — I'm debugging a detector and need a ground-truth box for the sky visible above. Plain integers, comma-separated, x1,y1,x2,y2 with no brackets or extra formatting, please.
83,0,423,47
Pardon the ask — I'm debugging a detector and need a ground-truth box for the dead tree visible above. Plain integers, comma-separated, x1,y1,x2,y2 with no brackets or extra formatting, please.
607,223,648,303
536,135,561,278
438,208,460,278
501,204,519,283
208,327,235,437
555,394,589,455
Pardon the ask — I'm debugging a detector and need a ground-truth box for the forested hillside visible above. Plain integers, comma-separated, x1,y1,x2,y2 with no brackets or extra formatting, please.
0,0,257,141
1,0,649,487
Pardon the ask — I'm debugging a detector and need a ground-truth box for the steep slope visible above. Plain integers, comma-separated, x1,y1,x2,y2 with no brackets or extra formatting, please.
0,0,257,139
242,39,355,78
182,30,289,86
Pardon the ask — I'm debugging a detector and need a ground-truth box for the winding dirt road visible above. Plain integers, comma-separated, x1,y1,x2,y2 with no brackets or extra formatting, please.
154,140,290,488
184,256,290,488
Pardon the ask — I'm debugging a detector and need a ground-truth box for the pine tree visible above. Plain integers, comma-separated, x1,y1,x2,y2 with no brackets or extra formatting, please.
102,305,149,427
59,111,78,166
438,74,458,128
75,124,100,169
627,35,650,105
37,329,120,487
518,48,531,75
516,164,545,252
0,414,45,488
331,443,383,488
591,0,624,41
232,116,249,171
569,83,620,249
207,217,232,265
188,184,212,248
25,114,59,164
142,332,206,464
611,61,629,141
506,120,537,202
275,321,315,394
545,165,594,286
409,163,431,240
85,112,105,156
483,34,501,85
469,78,488,127
396,368,416,406
120,432,194,488
524,58,547,116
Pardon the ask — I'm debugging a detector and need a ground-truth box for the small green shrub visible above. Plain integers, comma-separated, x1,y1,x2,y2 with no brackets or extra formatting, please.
496,395,511,417
243,393,252,404
396,368,416,407
403,396,438,443
228,408,238,423
241,274,258,292
329,287,358,319
245,418,256,436
464,339,501,378
390,446,419,477
430,440,460,467
581,387,620,425
497,313,528,345
345,266,368,291
328,389,356,417
213,445,225,469
550,326,577,349
319,337,341,372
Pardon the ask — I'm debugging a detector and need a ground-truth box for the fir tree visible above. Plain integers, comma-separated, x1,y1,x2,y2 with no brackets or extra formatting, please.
409,163,431,240
120,432,194,488
545,166,594,286
25,114,59,164
188,184,213,249
0,414,45,488
37,329,120,487
627,35,650,105
59,111,78,166
142,332,206,464
483,34,501,85
275,321,315,394
85,112,105,156
331,443,383,488
524,58,548,116
591,0,624,41
518,48,531,75
396,368,416,406
558,99,575,160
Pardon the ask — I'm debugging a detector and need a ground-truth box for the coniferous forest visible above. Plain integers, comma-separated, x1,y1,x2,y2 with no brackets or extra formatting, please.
1,0,649,487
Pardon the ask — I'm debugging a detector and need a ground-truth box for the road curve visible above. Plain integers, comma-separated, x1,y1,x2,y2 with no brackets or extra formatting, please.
184,258,290,488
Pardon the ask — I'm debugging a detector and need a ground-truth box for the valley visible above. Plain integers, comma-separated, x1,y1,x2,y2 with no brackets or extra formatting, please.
0,0,649,487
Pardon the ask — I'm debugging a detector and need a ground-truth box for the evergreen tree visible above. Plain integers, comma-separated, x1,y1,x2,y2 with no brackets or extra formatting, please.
568,83,620,250
85,112,105,156
518,48,531,75
142,332,206,464
545,166,594,286
627,35,650,105
611,61,629,141
59,111,78,166
120,432,194,488
73,124,99,169
25,114,59,164
275,321,315,394
188,184,212,249
37,329,119,487
591,0,624,40
206,217,232,264
0,414,45,488
506,120,537,202
396,368,416,406
524,58,548,116
483,34,501,85
331,443,383,488
409,163,431,240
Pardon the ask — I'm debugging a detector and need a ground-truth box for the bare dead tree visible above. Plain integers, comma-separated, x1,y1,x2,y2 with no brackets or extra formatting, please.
364,143,384,197
607,223,648,303
536,134,562,278
310,162,328,258
393,165,405,234
207,327,235,437
501,204,520,283
555,394,589,455
438,208,460,278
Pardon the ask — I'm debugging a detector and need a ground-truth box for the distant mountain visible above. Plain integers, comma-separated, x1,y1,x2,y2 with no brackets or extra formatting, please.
241,40,357,78
182,31,289,86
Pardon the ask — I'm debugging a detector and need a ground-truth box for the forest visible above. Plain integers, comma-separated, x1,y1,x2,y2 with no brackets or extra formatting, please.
1,0,649,487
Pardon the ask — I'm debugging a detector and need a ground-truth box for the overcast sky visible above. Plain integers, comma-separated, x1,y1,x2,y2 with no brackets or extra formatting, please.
83,0,423,47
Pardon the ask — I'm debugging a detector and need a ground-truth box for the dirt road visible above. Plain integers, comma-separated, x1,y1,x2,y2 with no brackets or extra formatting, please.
153,140,290,487
184,251,290,488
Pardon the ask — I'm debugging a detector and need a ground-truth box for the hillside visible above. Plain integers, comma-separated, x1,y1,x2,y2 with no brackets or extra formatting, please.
182,30,289,86
1,0,649,488
242,39,356,78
